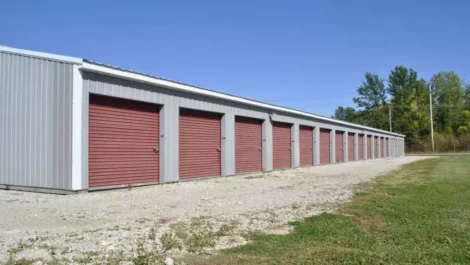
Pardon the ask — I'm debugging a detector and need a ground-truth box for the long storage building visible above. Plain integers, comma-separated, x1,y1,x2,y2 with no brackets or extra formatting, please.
0,46,405,193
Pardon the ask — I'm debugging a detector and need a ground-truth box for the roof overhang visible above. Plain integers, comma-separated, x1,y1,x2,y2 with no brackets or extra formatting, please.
0,45,83,64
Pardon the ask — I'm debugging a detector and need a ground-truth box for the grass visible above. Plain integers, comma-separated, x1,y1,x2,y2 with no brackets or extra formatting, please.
190,156,470,264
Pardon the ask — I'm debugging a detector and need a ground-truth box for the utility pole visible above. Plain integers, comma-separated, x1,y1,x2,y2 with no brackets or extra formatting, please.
389,105,392,132
429,84,435,152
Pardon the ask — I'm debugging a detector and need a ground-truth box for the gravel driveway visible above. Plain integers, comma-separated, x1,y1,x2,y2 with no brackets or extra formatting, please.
0,156,431,264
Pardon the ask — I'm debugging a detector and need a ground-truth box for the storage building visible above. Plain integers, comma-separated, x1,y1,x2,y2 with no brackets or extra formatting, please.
0,46,406,193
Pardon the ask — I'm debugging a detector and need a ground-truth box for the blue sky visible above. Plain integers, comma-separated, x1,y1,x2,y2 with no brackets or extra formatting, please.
1,0,469,116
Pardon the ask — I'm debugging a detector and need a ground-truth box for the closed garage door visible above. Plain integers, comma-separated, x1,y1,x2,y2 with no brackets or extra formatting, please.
367,136,372,159
358,134,364,160
320,129,331,165
375,136,379,158
89,94,160,188
335,131,344,163
180,109,221,180
299,125,313,167
348,133,354,161
235,116,262,174
273,122,292,169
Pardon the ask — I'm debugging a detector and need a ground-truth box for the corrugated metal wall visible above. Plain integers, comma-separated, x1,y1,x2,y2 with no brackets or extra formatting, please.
82,70,405,188
0,52,73,189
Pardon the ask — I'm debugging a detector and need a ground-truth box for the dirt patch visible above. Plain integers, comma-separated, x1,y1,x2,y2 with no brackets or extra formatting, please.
0,157,432,264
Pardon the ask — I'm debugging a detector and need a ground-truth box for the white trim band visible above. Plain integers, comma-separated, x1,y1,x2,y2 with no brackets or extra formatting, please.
0,46,83,64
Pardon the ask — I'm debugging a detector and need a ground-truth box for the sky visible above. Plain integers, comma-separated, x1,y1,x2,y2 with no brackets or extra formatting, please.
1,0,469,117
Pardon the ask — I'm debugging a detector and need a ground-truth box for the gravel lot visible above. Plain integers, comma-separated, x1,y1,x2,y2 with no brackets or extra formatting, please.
0,156,431,264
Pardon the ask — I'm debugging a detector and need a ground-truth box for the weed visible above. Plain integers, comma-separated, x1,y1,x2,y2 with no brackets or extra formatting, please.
128,240,164,265
148,227,157,240
160,232,181,251
215,224,236,237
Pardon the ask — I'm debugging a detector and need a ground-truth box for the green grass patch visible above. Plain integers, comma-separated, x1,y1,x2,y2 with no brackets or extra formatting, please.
191,156,470,264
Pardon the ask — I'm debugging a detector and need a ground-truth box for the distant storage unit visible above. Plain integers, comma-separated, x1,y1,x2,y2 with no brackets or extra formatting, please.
0,46,406,194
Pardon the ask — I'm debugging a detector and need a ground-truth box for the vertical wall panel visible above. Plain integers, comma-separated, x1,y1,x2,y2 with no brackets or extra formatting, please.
367,136,372,159
0,52,73,189
382,138,386,158
374,136,379,159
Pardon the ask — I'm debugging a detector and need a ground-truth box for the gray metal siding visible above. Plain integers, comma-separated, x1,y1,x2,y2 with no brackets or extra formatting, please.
0,52,73,189
82,71,405,187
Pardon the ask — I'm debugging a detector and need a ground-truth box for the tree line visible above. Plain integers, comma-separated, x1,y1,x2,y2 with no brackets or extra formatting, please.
333,66,470,152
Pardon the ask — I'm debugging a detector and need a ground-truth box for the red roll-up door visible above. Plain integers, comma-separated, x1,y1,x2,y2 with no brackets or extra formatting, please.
367,136,372,159
358,134,364,160
89,94,160,188
320,129,331,165
273,122,292,169
375,136,379,158
348,133,354,161
235,116,262,174
179,109,221,180
299,125,314,167
335,131,344,163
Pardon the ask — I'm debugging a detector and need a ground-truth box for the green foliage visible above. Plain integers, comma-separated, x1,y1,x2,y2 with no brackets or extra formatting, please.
333,106,358,122
431,71,466,134
353,72,387,110
329,66,470,152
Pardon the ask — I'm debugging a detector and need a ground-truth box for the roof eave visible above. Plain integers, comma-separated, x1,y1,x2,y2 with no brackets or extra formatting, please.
0,45,83,64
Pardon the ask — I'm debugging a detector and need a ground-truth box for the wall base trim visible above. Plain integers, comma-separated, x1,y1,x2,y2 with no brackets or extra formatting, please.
0,184,80,195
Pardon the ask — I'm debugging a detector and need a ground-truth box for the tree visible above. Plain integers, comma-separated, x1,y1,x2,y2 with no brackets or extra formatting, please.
387,66,418,97
431,72,466,134
353,73,388,129
353,73,387,110
464,84,470,111
333,106,358,122
387,66,430,142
